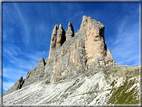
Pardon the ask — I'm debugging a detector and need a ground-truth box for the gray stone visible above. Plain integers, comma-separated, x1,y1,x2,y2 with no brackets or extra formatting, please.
66,22,74,40
4,76,25,95
4,15,116,95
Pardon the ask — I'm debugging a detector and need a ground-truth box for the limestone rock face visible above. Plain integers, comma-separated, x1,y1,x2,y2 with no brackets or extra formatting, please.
84,17,106,67
22,58,46,87
105,49,115,66
49,24,66,58
4,15,115,95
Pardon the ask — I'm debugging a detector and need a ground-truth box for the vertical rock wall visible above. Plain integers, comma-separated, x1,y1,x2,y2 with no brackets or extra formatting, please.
4,15,115,95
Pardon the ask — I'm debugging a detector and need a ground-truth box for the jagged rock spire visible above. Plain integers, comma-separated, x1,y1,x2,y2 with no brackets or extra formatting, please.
38,58,45,66
17,76,25,90
82,15,88,23
56,24,64,48
80,15,88,29
49,25,58,57
49,24,66,58
52,25,58,35
50,25,58,49
66,22,74,40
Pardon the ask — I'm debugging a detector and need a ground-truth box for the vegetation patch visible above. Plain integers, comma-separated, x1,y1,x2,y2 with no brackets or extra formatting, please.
64,79,83,93
103,69,111,75
107,78,139,104
103,69,111,83
104,69,110,72
110,80,116,87
86,73,90,77
125,68,139,77
134,69,139,76
113,70,118,73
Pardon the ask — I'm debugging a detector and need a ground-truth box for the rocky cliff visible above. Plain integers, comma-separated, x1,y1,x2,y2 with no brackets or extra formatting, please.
3,16,140,105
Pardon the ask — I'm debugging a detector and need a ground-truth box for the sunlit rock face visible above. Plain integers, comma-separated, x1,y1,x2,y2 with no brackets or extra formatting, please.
4,15,116,94
46,15,115,83
3,16,140,105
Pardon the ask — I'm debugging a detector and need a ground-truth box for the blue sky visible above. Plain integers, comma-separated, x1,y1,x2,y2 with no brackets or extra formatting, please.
2,3,139,94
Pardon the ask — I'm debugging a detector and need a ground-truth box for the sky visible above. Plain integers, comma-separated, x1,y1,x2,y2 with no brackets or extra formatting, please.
2,2,139,94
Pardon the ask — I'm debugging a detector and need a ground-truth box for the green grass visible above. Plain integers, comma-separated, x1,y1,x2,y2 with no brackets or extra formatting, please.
113,70,118,73
103,69,111,83
103,69,110,75
125,68,140,77
107,78,139,104
86,73,90,77
104,69,110,73
110,80,116,87
134,69,140,76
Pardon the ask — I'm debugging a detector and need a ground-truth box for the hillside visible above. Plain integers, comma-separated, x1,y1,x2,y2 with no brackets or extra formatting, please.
3,65,140,105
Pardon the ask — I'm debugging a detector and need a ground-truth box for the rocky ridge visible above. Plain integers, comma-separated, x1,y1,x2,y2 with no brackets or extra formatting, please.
3,16,140,105
4,15,115,95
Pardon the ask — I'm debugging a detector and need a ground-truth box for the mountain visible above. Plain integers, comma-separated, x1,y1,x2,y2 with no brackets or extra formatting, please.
2,16,140,106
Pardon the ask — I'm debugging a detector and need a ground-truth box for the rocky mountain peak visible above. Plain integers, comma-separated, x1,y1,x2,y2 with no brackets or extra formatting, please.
4,15,115,95
80,15,104,31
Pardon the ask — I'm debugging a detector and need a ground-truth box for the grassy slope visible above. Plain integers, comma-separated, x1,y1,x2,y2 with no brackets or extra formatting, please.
106,67,140,104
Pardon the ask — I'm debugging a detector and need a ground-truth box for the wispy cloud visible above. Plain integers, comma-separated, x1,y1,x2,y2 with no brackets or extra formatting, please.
3,43,49,92
3,81,14,92
4,43,49,67
3,67,26,81
3,66,27,93
27,51,49,63
3,4,51,83
110,13,139,66
13,3,30,46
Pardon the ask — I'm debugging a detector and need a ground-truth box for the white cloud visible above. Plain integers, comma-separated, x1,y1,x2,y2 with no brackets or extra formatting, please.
3,43,49,91
3,67,27,92
111,14,139,66
4,43,48,66
13,3,31,46
3,67,26,80
3,81,15,92
27,51,49,63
